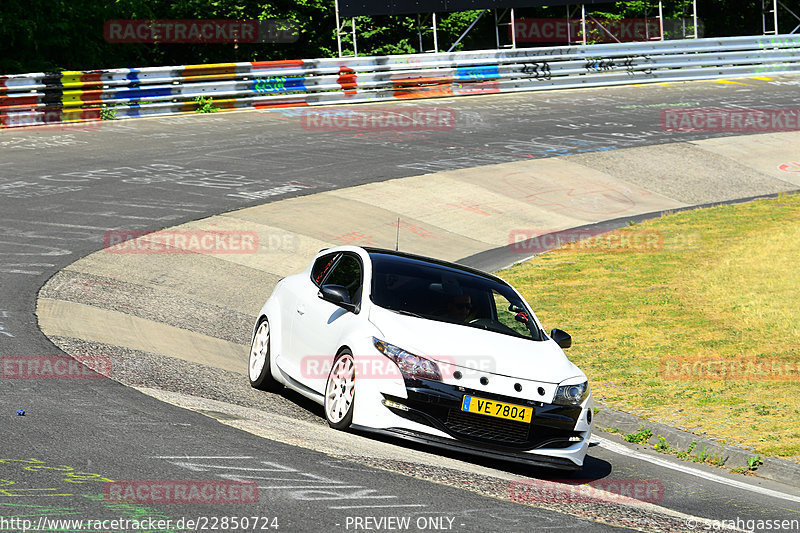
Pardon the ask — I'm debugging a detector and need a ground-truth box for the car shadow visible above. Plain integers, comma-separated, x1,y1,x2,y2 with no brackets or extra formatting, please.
346,426,613,482
267,389,614,483
278,388,326,418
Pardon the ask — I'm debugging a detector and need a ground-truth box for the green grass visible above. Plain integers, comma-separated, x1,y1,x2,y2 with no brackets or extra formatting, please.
624,427,653,444
499,193,800,461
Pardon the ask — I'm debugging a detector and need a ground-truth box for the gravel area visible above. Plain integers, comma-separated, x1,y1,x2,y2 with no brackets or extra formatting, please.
41,270,254,345
48,335,326,425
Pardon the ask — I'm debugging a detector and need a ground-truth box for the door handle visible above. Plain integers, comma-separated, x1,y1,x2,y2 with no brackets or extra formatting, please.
296,305,305,315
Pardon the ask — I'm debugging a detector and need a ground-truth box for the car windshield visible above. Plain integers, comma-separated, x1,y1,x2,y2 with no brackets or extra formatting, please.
369,252,545,341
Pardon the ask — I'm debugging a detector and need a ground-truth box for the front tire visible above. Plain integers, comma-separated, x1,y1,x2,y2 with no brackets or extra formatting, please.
248,317,283,392
324,350,355,430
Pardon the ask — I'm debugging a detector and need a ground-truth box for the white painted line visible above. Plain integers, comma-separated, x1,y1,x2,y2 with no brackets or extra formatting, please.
72,199,207,212
151,455,255,459
25,220,124,231
63,210,178,221
594,436,800,504
329,504,427,510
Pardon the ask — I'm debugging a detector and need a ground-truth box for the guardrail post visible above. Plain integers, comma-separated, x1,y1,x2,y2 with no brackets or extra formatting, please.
510,8,516,49
581,4,587,45
433,13,439,53
335,0,342,57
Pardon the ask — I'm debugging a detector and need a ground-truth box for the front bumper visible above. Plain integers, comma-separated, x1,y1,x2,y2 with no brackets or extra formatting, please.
357,377,592,470
352,425,583,471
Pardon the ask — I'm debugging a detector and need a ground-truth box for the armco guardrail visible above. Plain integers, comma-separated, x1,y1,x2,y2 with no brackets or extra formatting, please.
2,34,800,128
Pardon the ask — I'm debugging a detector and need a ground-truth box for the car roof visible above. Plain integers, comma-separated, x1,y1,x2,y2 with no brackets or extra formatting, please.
362,247,507,285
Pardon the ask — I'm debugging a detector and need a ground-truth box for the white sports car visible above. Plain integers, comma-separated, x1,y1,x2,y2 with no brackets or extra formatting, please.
248,246,593,470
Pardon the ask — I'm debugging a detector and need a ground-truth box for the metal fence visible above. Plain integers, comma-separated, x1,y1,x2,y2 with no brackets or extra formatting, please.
2,34,800,128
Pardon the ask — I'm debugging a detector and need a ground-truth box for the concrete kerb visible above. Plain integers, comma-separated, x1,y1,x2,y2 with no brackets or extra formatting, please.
459,189,800,273
594,403,800,486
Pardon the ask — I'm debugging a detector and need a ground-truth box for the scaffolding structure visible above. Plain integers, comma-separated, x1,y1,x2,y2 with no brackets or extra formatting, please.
763,0,800,35
334,1,703,58
333,0,358,57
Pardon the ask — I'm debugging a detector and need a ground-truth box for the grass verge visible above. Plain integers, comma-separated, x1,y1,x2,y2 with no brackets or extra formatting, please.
499,193,800,461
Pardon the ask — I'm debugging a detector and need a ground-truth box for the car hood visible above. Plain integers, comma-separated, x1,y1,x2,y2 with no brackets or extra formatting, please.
368,305,584,384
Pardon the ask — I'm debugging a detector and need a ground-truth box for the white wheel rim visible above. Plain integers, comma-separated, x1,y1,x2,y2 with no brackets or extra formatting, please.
325,355,355,424
249,321,270,382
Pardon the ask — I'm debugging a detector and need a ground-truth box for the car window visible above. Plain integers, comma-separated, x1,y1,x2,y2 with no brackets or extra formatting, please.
311,253,340,286
492,291,538,338
321,254,363,305
370,253,544,341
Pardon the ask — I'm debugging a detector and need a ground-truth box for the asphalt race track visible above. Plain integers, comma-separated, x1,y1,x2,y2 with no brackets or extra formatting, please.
2,76,800,532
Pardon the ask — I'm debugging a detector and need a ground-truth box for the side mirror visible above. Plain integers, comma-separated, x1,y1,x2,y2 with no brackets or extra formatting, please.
318,284,357,313
550,328,572,349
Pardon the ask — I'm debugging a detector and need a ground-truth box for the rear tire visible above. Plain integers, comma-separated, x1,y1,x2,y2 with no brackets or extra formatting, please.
324,350,355,430
248,317,283,392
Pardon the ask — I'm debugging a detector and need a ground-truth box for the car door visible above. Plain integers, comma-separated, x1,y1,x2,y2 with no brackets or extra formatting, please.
275,252,339,381
290,252,364,394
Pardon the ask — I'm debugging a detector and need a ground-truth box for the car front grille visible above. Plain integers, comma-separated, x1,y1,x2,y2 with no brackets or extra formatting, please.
384,388,584,450
445,409,531,445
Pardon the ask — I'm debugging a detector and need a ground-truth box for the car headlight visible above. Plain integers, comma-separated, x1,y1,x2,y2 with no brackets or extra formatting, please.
554,381,589,406
373,337,441,381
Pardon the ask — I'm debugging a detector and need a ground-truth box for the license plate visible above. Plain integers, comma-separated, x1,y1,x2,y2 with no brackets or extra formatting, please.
461,395,532,424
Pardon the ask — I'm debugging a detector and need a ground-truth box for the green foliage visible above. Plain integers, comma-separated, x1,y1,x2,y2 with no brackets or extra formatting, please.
336,10,492,56
695,445,709,463
652,435,729,466
0,0,777,74
732,455,763,473
100,104,117,121
747,455,763,470
194,96,219,113
0,0,160,73
624,427,653,444
676,441,697,459
708,447,726,467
